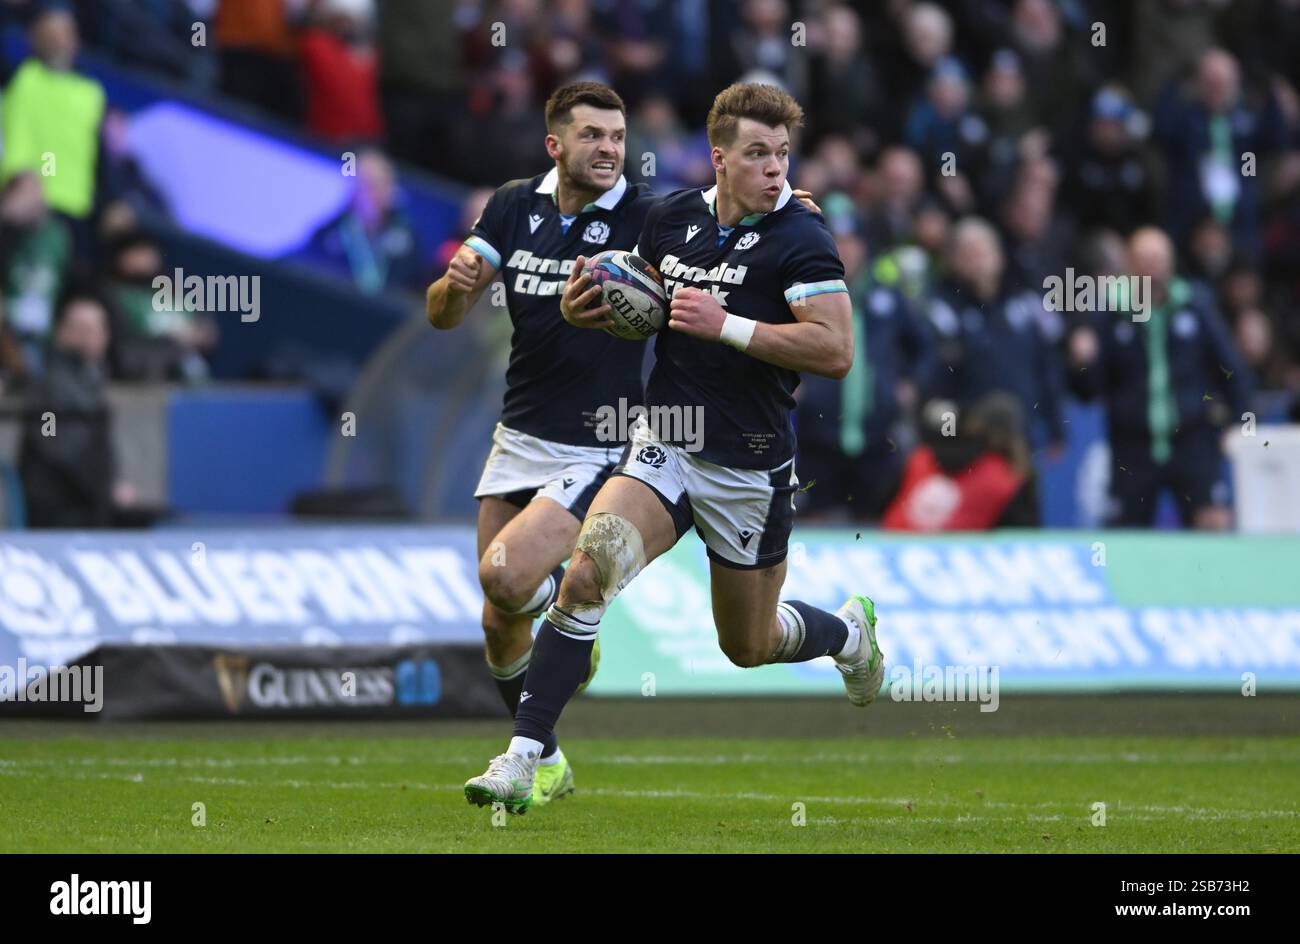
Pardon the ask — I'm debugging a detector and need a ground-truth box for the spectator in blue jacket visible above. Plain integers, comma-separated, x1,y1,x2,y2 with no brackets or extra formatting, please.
1066,227,1254,529
298,148,423,296
797,199,937,521
927,216,1066,452
1061,86,1162,237
1153,48,1290,261
904,57,988,206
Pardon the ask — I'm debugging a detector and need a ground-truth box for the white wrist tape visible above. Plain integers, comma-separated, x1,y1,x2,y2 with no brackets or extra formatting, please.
719,313,757,351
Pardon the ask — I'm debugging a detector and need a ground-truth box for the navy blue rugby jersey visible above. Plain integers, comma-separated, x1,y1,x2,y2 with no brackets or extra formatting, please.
634,182,848,469
465,169,654,446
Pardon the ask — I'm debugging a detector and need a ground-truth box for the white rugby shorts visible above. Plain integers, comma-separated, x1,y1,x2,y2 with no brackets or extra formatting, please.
474,423,620,518
612,416,798,569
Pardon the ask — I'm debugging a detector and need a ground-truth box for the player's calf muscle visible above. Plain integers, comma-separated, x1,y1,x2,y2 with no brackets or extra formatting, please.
481,603,533,661
714,609,783,667
718,636,773,668
711,565,785,667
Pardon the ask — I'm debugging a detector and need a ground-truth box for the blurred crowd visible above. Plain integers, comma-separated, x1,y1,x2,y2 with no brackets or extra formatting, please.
0,4,218,390
0,1,424,526
0,3,221,527
2,0,1298,530
423,0,1296,530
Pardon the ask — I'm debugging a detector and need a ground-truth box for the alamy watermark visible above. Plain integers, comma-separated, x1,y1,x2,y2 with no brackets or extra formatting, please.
153,268,260,322
594,397,705,453
1043,268,1151,322
889,659,1000,712
50,875,150,924
0,658,103,713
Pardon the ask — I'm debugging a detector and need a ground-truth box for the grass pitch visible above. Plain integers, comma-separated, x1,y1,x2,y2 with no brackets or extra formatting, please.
2,696,1298,853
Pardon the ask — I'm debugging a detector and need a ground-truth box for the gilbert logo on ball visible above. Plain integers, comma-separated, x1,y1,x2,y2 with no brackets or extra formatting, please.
583,250,667,341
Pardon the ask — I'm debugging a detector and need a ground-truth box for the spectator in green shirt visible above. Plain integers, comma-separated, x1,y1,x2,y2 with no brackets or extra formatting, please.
106,231,216,382
1,6,106,229
0,171,72,371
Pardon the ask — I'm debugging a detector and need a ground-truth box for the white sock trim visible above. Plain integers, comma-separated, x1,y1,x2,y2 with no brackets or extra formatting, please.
773,602,806,663
834,613,861,661
486,647,531,680
538,747,564,766
548,604,601,639
517,573,556,617
508,736,544,760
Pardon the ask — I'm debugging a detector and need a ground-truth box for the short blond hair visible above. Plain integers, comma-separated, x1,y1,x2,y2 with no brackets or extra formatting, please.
706,83,804,149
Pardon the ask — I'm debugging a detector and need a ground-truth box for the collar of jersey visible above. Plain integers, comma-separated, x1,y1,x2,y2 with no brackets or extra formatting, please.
535,167,627,212
701,181,793,226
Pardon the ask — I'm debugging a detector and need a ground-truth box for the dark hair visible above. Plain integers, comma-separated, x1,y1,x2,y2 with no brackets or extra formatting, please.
52,283,110,330
964,392,1031,476
544,82,626,132
108,229,161,258
706,83,804,149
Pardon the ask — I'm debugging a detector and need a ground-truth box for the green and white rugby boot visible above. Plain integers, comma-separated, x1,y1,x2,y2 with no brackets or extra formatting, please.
530,750,576,806
464,752,536,814
834,595,885,706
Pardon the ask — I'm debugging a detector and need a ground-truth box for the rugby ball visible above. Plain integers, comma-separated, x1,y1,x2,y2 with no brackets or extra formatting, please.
582,250,667,341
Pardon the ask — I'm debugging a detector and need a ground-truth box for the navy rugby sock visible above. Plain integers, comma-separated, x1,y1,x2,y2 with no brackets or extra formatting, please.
773,601,850,662
511,613,597,747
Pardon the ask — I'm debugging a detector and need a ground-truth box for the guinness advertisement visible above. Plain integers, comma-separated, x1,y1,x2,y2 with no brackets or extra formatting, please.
1,644,505,720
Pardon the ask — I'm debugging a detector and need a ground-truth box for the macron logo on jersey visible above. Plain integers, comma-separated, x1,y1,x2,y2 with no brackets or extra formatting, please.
658,253,750,307
685,224,701,243
529,214,545,233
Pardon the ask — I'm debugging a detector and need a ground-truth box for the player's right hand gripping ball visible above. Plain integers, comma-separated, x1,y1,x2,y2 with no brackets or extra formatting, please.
582,250,667,341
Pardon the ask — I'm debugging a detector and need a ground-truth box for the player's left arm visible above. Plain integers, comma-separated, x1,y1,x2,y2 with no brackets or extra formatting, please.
667,286,852,379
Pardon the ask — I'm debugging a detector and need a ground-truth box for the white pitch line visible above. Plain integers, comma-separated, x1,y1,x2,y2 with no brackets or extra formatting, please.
0,756,337,769
4,766,1296,822
2,749,1297,771
585,751,1300,766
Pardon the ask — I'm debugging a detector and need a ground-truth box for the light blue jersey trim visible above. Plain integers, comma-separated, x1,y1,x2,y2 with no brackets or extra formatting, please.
784,279,848,303
464,235,501,269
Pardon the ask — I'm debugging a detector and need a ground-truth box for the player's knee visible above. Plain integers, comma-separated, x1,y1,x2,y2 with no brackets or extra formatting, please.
568,512,647,603
477,557,533,611
720,638,769,669
557,553,603,606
